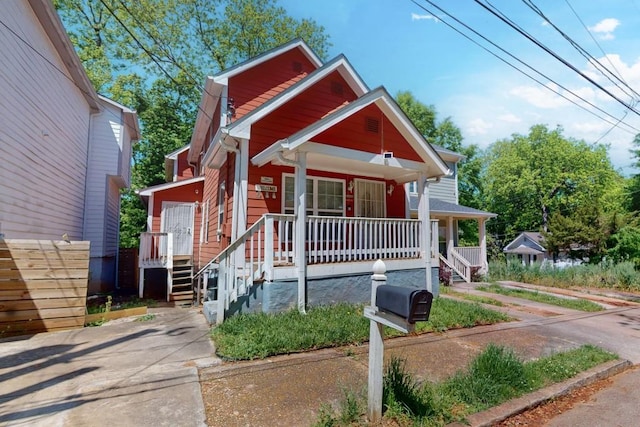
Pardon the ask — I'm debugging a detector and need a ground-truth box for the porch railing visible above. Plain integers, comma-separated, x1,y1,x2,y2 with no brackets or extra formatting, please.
139,232,173,269
194,214,438,323
306,216,422,264
453,246,482,267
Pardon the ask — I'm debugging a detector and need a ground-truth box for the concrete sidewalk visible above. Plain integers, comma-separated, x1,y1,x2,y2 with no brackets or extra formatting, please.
0,307,218,427
199,284,640,426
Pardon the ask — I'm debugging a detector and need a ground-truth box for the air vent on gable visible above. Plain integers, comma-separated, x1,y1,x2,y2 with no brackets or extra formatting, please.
292,61,303,73
331,81,344,96
365,117,379,133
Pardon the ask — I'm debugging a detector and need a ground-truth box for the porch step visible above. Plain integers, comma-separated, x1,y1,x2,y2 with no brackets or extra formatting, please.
169,290,194,306
171,256,193,305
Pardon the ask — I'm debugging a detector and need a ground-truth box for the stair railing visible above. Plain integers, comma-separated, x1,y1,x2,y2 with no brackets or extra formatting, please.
449,247,471,283
193,214,295,322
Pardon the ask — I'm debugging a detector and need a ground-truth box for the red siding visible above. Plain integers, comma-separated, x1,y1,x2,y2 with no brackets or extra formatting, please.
198,153,234,267
175,149,194,180
246,164,406,219
314,104,423,162
229,49,319,120
248,70,359,157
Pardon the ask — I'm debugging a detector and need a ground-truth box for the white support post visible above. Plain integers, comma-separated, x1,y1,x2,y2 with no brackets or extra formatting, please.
295,152,307,313
418,174,432,293
479,218,487,273
368,259,387,423
447,216,454,259
265,215,274,282
139,268,144,299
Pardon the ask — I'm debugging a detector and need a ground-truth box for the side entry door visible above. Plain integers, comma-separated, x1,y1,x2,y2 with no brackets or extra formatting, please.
161,202,195,256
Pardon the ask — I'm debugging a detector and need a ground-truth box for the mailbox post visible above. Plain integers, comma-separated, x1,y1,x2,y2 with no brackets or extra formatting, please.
364,259,433,423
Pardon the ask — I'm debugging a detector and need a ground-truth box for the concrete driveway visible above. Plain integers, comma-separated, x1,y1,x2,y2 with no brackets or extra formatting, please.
0,307,218,427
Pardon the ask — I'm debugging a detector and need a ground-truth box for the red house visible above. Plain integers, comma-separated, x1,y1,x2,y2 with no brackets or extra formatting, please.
137,40,494,323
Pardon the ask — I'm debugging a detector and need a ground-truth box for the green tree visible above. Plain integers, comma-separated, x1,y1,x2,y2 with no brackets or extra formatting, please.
55,0,331,247
396,91,485,243
543,204,606,261
484,125,622,243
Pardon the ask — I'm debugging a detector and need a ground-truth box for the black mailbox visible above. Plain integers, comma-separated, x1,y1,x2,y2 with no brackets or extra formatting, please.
376,285,433,323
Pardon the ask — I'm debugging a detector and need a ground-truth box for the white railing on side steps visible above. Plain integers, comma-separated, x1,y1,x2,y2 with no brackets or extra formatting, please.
449,247,471,283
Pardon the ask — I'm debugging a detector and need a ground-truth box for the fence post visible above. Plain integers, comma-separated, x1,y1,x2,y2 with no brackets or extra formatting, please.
368,259,387,423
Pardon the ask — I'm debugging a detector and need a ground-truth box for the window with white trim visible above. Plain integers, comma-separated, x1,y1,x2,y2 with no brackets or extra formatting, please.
200,199,210,243
282,174,345,216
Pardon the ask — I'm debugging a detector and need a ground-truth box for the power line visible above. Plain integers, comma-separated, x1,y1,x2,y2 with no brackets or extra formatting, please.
411,0,640,135
476,0,640,118
524,0,640,103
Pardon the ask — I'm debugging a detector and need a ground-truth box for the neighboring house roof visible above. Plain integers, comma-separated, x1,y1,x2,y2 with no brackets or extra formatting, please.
504,245,545,255
431,144,466,163
212,39,323,85
251,86,450,182
428,198,497,219
97,95,141,140
504,231,547,253
28,0,100,112
204,53,370,169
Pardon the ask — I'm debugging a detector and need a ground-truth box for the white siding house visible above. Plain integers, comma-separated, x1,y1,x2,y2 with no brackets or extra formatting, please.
0,0,139,293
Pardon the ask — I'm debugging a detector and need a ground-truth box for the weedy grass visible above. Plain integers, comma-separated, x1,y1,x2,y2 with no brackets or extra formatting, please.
477,284,603,312
314,344,617,426
212,300,511,361
488,261,640,291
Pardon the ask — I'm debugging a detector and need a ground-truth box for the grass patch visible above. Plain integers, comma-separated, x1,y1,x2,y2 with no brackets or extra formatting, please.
212,300,511,361
136,314,156,322
86,296,156,315
441,288,505,307
315,344,617,426
477,284,603,312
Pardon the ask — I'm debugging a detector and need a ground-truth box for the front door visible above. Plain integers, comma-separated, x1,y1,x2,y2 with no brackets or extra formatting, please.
354,179,385,218
161,202,195,256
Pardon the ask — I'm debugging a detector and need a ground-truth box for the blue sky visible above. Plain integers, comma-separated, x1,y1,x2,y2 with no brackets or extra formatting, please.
280,0,640,175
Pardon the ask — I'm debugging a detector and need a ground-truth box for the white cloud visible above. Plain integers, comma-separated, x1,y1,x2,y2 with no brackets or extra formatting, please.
588,18,620,40
466,118,493,136
498,113,521,124
510,83,569,109
411,13,439,23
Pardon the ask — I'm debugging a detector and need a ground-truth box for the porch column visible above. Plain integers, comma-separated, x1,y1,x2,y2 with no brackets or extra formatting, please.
447,216,454,259
417,174,433,293
478,218,487,273
295,151,307,313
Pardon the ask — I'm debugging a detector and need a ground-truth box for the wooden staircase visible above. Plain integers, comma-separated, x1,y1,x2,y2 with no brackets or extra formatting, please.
170,256,194,305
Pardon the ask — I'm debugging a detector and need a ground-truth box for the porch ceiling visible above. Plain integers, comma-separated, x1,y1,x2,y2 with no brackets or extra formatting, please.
264,141,426,183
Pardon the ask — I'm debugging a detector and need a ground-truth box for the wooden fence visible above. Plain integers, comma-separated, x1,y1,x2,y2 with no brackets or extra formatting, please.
0,239,90,337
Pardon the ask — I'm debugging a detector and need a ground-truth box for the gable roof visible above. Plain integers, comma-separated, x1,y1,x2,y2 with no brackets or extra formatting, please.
191,40,342,165
204,54,370,169
225,54,369,140
251,86,450,182
504,231,547,253
28,0,100,112
212,39,323,85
